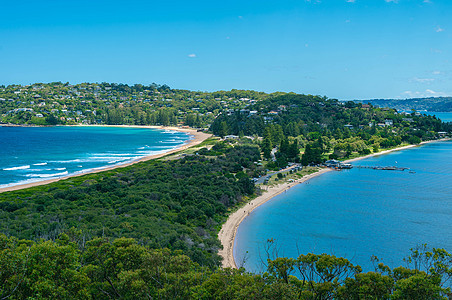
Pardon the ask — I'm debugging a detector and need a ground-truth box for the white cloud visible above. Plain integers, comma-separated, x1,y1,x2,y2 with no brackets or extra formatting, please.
187,54,196,58
423,0,432,3
412,77,435,83
432,71,441,75
425,89,448,97
385,0,398,3
403,89,448,98
436,26,444,32
346,0,356,3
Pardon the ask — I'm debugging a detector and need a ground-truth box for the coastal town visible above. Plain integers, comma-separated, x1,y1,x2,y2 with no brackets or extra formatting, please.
0,82,263,126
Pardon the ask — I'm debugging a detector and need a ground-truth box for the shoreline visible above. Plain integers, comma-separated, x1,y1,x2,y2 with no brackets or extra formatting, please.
218,138,451,269
0,125,211,193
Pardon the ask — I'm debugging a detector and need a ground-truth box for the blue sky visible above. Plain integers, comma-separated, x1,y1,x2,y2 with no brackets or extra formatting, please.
1,0,451,99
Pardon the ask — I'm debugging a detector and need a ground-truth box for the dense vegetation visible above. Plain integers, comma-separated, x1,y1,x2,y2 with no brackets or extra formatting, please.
0,82,274,126
1,234,451,299
0,144,261,268
211,94,451,167
358,97,452,112
1,83,452,298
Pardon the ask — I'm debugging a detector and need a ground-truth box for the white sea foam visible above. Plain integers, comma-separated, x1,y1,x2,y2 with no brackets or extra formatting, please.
90,153,137,157
0,178,44,189
159,140,182,144
1,134,189,188
137,150,168,156
26,171,69,178
166,141,183,144
52,159,81,163
90,156,131,162
3,165,30,171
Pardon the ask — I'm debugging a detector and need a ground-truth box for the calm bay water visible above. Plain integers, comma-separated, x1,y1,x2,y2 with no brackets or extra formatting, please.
235,140,452,273
0,126,191,188
424,112,452,123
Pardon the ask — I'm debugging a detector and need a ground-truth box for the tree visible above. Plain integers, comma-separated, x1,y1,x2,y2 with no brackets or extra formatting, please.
294,253,362,299
262,127,273,159
301,144,322,166
45,114,59,125
338,272,394,299
219,121,228,138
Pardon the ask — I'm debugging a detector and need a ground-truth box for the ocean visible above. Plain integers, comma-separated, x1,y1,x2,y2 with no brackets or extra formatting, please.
424,111,452,123
235,140,452,273
0,126,191,189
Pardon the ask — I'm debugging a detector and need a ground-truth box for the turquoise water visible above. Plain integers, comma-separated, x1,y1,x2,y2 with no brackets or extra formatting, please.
0,126,191,188
235,140,452,273
424,112,452,123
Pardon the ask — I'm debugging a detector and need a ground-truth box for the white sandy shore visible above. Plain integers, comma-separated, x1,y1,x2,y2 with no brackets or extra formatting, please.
218,138,450,269
0,125,211,193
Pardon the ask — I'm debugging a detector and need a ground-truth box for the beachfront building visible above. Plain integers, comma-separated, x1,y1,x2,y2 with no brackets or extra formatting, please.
324,159,353,169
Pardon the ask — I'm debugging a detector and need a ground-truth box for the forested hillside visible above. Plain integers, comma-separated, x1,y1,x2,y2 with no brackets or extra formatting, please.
211,93,451,167
357,97,452,112
0,82,274,126
1,84,452,299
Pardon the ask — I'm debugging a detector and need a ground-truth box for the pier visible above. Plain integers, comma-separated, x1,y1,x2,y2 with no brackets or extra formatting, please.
323,160,411,172
354,165,409,171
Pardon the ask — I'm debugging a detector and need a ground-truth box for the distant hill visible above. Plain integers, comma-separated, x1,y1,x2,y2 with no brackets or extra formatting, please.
354,97,452,112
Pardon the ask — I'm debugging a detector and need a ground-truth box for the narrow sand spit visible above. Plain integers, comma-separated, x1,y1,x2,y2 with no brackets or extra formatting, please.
218,139,450,269
0,125,211,193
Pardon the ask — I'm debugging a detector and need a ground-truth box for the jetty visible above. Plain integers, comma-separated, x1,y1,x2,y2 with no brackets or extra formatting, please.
354,165,409,171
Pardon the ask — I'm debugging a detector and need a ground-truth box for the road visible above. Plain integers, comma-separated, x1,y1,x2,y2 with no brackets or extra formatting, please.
254,163,302,184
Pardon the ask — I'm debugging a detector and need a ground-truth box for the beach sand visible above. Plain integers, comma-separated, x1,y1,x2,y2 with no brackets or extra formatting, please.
0,125,211,193
218,139,450,269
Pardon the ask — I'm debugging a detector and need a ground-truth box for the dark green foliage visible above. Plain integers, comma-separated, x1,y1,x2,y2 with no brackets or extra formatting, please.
274,137,300,167
211,93,450,157
1,234,450,299
210,113,266,137
0,147,257,268
301,144,323,166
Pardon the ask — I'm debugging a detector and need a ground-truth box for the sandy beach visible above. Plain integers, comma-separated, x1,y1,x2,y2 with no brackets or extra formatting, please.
0,125,211,193
218,138,450,269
